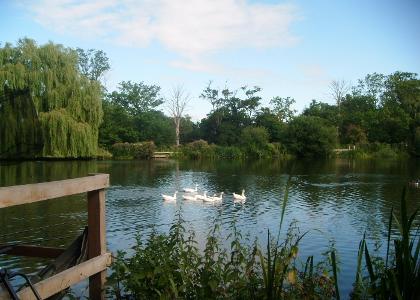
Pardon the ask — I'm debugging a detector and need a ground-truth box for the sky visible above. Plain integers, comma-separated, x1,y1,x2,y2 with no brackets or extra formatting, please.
1,0,419,120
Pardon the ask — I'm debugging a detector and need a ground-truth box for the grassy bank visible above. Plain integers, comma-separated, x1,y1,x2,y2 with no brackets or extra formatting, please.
336,143,410,160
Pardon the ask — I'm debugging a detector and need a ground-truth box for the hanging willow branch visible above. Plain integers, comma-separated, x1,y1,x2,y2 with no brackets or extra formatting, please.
0,38,103,158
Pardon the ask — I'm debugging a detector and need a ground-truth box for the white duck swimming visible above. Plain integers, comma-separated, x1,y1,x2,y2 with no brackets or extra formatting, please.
233,189,246,201
182,194,198,201
209,192,224,201
162,191,177,201
183,184,198,193
196,191,208,201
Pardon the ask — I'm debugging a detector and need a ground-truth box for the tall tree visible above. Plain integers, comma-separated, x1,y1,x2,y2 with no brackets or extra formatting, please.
76,48,110,82
329,79,350,112
167,85,190,146
108,81,163,116
0,39,103,158
269,96,296,122
353,73,386,106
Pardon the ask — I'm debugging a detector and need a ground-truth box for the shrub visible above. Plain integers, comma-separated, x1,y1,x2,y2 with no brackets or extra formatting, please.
343,124,367,145
108,215,337,299
338,143,409,159
96,148,113,160
132,142,156,159
240,127,270,158
214,146,244,160
181,140,216,159
286,116,337,157
110,142,156,159
266,142,290,159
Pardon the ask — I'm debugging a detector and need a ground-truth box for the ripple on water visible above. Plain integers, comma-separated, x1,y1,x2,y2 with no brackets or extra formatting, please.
1,159,419,298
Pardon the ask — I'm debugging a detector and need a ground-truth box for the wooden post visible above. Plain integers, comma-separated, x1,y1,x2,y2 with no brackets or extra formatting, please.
88,189,107,300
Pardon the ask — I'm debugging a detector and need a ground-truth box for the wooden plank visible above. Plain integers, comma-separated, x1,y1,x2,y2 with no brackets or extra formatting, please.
0,174,109,208
6,253,112,300
88,189,107,300
0,244,64,258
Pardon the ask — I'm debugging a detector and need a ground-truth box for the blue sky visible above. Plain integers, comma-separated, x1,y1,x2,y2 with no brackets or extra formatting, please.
1,0,419,120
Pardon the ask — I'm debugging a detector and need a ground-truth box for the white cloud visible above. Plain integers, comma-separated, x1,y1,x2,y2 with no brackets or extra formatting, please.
23,0,300,71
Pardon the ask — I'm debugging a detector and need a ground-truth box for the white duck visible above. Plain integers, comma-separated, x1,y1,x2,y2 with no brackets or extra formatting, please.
182,194,198,201
196,191,208,201
162,191,177,201
183,184,198,193
209,192,224,201
233,189,246,201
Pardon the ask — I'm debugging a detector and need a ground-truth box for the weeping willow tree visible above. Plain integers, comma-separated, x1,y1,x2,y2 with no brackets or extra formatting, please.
0,39,103,158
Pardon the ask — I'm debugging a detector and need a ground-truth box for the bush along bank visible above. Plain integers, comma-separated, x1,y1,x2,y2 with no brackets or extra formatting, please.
177,140,291,160
110,142,156,159
108,216,338,299
335,143,410,159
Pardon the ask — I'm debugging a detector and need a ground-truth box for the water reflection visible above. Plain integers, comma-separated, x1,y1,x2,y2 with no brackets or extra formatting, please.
0,158,419,297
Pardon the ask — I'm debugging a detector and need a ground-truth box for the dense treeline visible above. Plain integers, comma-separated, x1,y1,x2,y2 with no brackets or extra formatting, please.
1,39,419,159
102,73,419,158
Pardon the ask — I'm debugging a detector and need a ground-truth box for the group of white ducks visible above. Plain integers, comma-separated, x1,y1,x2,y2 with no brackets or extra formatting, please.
162,184,246,203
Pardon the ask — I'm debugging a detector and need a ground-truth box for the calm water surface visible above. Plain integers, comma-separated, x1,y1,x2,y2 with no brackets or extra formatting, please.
0,159,419,298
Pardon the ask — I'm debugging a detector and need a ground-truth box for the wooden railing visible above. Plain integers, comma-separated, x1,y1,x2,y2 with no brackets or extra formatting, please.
0,174,110,300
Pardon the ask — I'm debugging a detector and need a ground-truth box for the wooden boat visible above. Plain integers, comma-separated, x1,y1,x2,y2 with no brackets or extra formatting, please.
0,228,88,299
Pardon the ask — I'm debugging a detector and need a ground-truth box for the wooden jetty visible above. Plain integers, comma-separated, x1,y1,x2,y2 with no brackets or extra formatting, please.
152,151,174,159
0,174,111,300
333,145,356,154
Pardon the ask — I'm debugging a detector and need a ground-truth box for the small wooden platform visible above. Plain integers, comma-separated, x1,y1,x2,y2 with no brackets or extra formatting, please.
152,151,174,159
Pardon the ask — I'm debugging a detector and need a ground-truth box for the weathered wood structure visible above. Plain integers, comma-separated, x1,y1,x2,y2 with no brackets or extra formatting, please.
0,174,111,299
152,151,174,159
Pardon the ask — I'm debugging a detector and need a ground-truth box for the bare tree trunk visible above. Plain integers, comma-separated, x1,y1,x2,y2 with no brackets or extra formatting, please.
175,118,180,147
329,79,350,114
167,86,189,147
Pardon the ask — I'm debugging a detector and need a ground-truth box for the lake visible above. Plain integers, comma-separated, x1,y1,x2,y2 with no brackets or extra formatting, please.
0,158,419,298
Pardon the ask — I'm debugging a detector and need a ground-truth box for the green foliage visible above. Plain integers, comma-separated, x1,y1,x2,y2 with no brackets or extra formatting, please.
179,138,290,160
2,39,417,161
110,142,156,159
214,145,244,160
338,143,409,159
286,116,337,157
180,116,202,143
181,140,216,159
96,147,112,159
199,84,263,145
108,81,163,116
0,39,103,158
108,215,337,299
255,108,286,142
303,100,339,126
240,126,270,158
269,96,296,123
76,48,110,81
134,110,175,146
99,101,139,146
343,124,368,145
99,82,176,148
351,189,420,299
414,127,420,156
